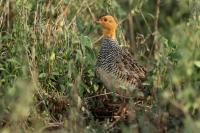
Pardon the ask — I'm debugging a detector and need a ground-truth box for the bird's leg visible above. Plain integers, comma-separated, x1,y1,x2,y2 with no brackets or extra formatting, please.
115,91,128,118
121,96,128,118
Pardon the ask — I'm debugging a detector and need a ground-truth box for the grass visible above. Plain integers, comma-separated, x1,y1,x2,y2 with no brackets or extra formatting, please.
0,0,200,132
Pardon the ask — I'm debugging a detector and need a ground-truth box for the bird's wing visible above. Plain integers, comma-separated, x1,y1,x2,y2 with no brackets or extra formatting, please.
112,46,146,87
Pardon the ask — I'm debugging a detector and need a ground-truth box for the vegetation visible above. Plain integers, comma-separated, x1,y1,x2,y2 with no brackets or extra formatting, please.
0,0,200,132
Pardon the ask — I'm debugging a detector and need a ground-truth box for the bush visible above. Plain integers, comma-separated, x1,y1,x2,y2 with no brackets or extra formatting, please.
0,0,200,132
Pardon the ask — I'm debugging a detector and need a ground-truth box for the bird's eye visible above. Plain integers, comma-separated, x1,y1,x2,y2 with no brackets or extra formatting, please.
104,18,107,22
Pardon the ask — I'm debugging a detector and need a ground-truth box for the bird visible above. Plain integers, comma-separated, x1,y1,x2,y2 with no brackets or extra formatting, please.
95,15,146,100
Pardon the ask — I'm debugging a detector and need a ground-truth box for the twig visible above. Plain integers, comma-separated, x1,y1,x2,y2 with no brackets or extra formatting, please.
106,106,127,130
153,0,161,127
149,0,161,56
128,12,135,48
141,11,152,33
84,92,139,100
39,122,64,132
92,35,103,47
106,116,122,130
118,17,127,25
66,0,95,30
84,92,114,99
87,4,96,21
154,0,160,33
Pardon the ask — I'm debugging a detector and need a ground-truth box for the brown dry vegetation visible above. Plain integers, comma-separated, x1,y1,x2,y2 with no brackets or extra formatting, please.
0,0,200,132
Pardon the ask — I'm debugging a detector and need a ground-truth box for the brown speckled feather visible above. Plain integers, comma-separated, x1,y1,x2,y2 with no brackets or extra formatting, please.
96,37,146,91
115,51,146,85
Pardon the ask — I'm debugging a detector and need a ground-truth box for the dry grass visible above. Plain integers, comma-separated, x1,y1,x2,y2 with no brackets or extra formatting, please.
0,0,200,132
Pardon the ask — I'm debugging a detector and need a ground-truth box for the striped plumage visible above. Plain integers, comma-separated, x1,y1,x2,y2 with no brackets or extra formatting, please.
96,37,146,93
96,15,146,96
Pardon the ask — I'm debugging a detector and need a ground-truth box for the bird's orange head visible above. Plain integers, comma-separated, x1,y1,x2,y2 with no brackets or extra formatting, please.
96,15,117,40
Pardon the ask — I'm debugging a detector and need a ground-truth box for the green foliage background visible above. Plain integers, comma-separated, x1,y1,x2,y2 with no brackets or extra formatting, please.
0,0,200,132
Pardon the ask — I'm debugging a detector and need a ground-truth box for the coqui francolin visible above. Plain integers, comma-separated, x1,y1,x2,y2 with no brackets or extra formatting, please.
96,15,146,98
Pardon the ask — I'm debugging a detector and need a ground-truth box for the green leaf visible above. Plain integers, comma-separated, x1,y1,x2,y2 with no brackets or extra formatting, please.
7,58,20,65
76,17,85,32
50,52,55,61
80,35,92,48
52,72,59,76
194,61,200,68
39,73,46,78
147,13,155,19
85,47,96,61
84,24,95,35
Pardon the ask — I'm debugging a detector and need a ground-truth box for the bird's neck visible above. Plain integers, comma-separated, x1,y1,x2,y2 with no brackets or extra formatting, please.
103,29,116,40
